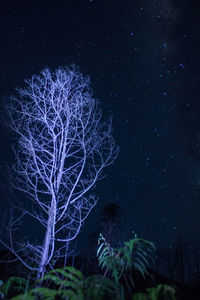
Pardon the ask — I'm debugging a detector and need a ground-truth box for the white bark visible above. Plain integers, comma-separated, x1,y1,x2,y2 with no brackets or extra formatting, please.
0,66,119,278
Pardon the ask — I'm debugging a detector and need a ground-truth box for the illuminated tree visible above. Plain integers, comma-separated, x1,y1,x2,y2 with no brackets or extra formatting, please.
0,66,119,278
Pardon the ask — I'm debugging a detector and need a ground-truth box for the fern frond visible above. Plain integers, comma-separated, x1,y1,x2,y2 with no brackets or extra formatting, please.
38,266,84,290
30,287,57,300
49,266,84,281
58,288,84,300
10,293,35,300
38,274,64,286
84,274,125,300
0,276,27,298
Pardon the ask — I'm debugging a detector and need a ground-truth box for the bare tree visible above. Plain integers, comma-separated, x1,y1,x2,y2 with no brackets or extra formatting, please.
0,66,119,278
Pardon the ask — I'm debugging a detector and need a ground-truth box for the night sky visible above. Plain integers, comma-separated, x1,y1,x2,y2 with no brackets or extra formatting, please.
1,0,200,262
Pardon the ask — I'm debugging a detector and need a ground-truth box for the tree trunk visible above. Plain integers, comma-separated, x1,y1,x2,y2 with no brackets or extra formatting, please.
37,206,54,279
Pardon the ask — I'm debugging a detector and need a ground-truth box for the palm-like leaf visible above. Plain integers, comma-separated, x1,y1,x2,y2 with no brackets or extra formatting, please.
97,232,156,286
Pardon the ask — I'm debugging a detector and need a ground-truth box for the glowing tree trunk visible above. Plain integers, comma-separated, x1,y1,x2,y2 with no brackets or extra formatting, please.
0,66,119,278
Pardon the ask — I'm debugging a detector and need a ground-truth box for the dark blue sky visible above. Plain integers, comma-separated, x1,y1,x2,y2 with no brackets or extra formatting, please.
1,0,200,258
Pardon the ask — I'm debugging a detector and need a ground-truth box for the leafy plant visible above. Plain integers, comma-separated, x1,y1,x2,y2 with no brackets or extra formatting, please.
0,276,27,299
31,266,84,299
8,266,125,300
2,233,159,299
132,284,176,300
84,274,125,300
97,232,156,285
10,293,34,300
